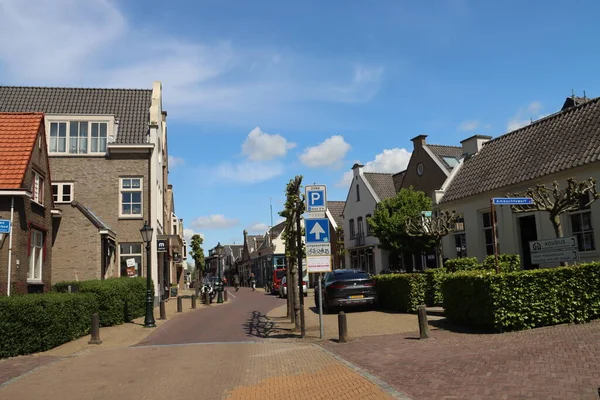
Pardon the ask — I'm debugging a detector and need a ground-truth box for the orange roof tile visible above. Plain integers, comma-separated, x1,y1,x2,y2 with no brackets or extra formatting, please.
0,113,44,189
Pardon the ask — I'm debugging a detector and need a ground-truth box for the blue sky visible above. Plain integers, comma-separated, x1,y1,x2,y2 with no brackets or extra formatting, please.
1,0,600,254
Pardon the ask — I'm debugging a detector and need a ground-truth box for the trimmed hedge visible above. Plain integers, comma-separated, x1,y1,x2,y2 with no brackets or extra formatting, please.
445,257,479,273
374,273,426,313
483,254,521,273
425,268,448,306
442,262,600,332
0,293,98,358
53,277,149,326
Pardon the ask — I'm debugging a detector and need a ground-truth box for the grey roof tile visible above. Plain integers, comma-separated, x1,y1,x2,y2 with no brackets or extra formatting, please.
441,96,600,204
363,173,397,201
0,86,152,144
327,201,345,227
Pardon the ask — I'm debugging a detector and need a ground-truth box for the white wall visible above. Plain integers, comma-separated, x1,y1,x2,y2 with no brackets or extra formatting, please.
439,163,600,268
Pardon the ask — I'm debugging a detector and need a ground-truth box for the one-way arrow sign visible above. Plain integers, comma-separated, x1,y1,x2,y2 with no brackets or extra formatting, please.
310,221,326,240
305,218,330,243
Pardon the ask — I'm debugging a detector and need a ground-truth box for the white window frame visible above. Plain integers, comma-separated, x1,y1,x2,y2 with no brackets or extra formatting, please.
31,171,44,206
570,210,596,252
454,214,467,258
52,182,74,204
119,177,143,218
349,219,355,239
119,243,143,277
481,210,498,256
45,115,115,156
28,229,44,282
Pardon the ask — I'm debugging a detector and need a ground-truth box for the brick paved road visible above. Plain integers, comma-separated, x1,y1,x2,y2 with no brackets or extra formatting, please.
138,287,286,345
324,320,600,400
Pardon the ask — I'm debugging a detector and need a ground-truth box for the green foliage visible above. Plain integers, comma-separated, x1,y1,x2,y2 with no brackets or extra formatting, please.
0,293,98,358
53,277,149,327
368,187,434,255
373,273,426,313
189,234,205,274
442,262,600,331
483,254,521,273
279,176,305,261
425,268,448,306
444,257,480,273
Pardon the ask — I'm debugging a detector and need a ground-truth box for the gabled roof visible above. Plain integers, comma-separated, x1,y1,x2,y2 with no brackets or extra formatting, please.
0,113,43,189
327,201,345,226
0,86,153,144
270,220,286,238
363,173,397,201
392,171,405,192
426,144,463,169
441,96,600,204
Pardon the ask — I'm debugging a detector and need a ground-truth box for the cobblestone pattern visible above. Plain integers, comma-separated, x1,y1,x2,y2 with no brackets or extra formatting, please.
324,320,600,400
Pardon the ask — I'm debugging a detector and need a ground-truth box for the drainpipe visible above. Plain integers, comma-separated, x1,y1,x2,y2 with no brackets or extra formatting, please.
7,196,14,296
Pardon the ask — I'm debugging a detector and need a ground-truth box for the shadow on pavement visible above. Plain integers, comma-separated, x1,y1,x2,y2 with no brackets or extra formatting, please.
428,318,500,335
244,311,298,339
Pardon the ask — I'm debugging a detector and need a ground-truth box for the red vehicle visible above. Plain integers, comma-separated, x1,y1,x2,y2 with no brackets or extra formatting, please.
271,268,287,295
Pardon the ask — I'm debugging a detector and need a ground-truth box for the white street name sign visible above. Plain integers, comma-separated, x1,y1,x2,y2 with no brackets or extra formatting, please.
529,237,577,253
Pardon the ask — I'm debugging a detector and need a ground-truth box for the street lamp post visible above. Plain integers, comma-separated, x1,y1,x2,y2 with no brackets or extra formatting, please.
215,242,224,303
140,221,156,328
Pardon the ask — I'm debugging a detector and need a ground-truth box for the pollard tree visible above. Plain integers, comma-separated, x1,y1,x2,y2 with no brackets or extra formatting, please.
335,226,346,268
405,210,459,269
188,234,205,281
368,187,433,269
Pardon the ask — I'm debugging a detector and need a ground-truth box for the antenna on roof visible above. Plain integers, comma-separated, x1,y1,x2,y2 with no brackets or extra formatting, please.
583,90,587,100
572,89,575,99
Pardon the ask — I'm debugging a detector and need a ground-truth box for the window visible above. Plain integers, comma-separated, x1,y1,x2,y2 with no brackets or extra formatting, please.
120,243,143,277
52,183,73,203
571,212,595,252
349,219,355,239
31,171,44,205
356,184,360,202
357,217,364,236
442,156,459,168
49,121,108,154
417,162,424,176
454,215,467,258
28,229,44,282
120,177,143,217
482,211,498,256
366,214,372,236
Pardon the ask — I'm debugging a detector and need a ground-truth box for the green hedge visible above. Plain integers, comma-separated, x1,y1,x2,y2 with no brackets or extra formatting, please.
373,273,426,313
445,257,479,273
482,254,521,273
425,268,448,306
53,277,149,327
442,262,600,332
0,293,98,358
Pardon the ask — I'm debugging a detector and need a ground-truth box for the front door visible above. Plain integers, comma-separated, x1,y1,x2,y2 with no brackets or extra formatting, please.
518,215,538,269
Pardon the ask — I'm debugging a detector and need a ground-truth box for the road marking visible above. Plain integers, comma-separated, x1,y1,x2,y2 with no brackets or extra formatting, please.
227,290,237,299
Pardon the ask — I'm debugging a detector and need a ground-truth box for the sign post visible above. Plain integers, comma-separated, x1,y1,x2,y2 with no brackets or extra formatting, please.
490,197,534,273
529,237,579,264
304,184,331,339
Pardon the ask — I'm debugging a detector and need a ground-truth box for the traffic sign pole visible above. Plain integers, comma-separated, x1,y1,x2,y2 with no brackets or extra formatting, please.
490,199,499,273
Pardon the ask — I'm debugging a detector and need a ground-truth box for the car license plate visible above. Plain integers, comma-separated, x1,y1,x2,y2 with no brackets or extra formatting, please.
349,295,364,299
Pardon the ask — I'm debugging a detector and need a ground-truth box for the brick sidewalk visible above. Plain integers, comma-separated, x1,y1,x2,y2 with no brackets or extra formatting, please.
324,320,600,399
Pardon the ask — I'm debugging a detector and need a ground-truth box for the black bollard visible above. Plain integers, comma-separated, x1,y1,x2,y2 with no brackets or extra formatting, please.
177,296,183,313
224,289,228,302
204,291,211,305
88,313,102,345
191,294,197,309
159,300,166,320
338,311,348,343
417,305,430,339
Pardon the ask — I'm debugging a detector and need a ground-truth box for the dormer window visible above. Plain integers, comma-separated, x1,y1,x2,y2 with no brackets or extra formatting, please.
47,117,112,155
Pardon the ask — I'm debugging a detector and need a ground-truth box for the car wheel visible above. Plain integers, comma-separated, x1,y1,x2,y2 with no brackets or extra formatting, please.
323,296,331,314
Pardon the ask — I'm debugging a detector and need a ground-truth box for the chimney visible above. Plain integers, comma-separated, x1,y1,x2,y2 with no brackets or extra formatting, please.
411,134,428,150
460,134,492,157
351,163,364,180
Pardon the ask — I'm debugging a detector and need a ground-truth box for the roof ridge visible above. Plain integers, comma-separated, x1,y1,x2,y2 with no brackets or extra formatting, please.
485,95,600,146
426,144,462,149
0,85,152,92
363,172,394,175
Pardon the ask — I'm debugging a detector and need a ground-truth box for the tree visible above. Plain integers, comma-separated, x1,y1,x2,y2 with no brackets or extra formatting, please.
189,234,205,281
368,187,433,268
405,210,459,270
335,226,346,268
279,176,305,331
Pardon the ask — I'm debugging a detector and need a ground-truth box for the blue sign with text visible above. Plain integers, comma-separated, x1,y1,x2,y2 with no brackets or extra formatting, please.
305,218,330,243
492,197,533,205
0,219,10,234
305,185,327,212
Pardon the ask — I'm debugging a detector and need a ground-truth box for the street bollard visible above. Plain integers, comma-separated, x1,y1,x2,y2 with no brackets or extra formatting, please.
338,311,348,343
88,313,102,345
417,305,430,339
191,294,197,309
224,289,228,302
177,296,183,313
159,300,166,320
204,291,211,305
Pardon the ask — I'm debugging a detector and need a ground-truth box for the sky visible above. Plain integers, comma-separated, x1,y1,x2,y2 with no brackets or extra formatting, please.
1,0,600,255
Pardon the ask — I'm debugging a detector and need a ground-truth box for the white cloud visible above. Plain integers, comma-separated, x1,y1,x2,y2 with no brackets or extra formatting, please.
247,223,269,233
169,155,185,167
336,148,412,187
507,101,546,132
0,1,384,125
190,214,239,230
299,135,351,168
183,228,204,242
213,161,284,184
458,120,480,132
241,127,296,161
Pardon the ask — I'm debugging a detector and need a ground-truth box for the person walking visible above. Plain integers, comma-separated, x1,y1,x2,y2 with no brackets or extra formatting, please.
250,272,256,291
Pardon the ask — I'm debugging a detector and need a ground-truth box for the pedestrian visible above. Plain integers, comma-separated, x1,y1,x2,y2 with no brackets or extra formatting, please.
250,272,256,291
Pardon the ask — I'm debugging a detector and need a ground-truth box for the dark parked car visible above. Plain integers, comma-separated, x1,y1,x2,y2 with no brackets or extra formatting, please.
314,269,378,313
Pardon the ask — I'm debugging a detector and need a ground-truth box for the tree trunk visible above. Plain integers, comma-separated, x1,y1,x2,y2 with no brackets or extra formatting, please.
550,214,568,267
436,239,444,269
287,257,294,322
291,261,301,331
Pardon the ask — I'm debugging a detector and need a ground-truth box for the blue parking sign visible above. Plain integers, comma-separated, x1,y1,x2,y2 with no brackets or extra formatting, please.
0,220,10,234
305,185,327,212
